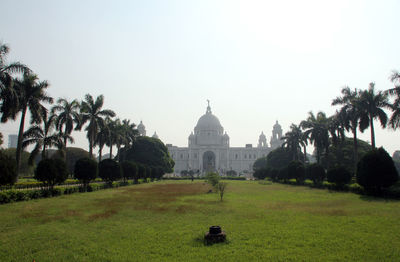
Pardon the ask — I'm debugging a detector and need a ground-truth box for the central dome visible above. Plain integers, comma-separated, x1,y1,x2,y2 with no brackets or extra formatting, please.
194,102,223,133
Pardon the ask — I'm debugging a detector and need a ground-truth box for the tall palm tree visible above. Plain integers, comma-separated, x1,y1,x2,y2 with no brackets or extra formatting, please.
332,86,362,169
0,42,30,122
51,98,80,148
80,94,115,157
14,73,53,173
300,111,330,165
22,111,61,165
281,124,306,162
105,117,118,159
358,83,390,148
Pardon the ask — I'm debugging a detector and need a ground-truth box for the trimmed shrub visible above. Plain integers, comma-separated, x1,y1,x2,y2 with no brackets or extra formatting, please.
74,157,98,187
98,159,121,185
327,166,352,187
0,151,17,186
121,161,138,183
269,168,279,181
277,167,289,182
307,163,326,185
356,147,399,194
287,161,305,184
35,159,68,189
253,168,269,180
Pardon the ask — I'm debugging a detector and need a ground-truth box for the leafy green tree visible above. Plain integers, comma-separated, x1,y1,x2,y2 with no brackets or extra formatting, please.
95,120,110,162
121,136,174,175
98,159,121,185
266,147,293,170
253,168,269,180
2,148,34,176
79,94,115,158
358,83,390,148
35,158,68,189
137,163,146,182
51,147,89,175
356,147,398,194
386,71,400,129
22,111,61,165
74,157,98,188
205,172,220,187
253,156,268,171
0,42,30,122
0,150,17,185
51,98,80,149
300,111,330,165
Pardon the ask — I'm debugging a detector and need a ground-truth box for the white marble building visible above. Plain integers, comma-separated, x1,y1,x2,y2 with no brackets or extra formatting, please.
166,102,284,175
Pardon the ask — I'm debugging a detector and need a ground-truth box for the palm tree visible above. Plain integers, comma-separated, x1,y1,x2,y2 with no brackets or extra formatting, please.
332,86,362,169
300,111,330,165
281,124,306,162
0,42,30,122
14,72,53,173
95,121,110,162
358,83,390,148
80,94,115,157
51,98,81,149
22,111,61,165
386,70,400,129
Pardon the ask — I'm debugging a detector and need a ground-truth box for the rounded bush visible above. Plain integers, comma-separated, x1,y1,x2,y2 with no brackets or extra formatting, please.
0,151,17,186
99,159,121,184
35,159,68,189
277,167,289,182
74,157,98,187
356,147,399,193
121,161,138,183
269,169,279,181
307,163,326,185
287,161,305,184
327,166,352,187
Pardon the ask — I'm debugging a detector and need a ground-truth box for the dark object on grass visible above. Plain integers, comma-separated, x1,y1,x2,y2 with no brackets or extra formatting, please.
204,226,226,245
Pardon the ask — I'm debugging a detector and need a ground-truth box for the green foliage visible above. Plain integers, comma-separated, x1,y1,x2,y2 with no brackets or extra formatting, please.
253,156,268,171
356,147,399,193
269,168,279,181
137,163,147,182
266,147,293,170
2,148,34,176
277,167,289,182
52,147,90,175
306,163,326,185
216,181,227,201
98,159,121,185
253,168,269,180
287,161,305,184
0,150,17,185
323,137,372,172
34,159,68,189
121,136,174,174
205,172,220,187
327,166,352,187
121,161,138,183
74,157,98,187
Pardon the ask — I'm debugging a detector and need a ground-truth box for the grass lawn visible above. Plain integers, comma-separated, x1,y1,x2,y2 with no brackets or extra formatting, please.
1,180,400,261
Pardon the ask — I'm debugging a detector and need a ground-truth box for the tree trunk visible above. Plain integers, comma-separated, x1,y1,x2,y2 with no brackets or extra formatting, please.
89,131,94,158
109,139,113,159
303,146,307,164
16,107,27,176
370,115,375,148
98,145,103,162
117,145,121,162
42,142,46,160
352,127,358,173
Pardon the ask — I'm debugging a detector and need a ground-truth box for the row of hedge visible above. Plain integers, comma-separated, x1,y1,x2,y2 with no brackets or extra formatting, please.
0,180,135,204
255,147,400,197
163,176,246,181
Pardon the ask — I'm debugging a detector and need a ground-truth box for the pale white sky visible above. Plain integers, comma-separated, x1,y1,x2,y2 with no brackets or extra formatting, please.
1,0,400,155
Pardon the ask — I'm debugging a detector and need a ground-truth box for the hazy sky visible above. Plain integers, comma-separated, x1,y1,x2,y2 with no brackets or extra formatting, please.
1,0,400,155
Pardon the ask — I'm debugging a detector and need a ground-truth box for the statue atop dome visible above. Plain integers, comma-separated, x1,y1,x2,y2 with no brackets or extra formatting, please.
206,99,212,114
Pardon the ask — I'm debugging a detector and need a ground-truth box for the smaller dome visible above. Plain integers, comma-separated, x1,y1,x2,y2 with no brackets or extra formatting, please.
152,131,159,139
273,121,282,129
223,131,229,138
138,120,145,129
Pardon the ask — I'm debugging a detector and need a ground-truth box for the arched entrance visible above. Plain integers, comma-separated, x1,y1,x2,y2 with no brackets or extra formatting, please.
203,151,216,172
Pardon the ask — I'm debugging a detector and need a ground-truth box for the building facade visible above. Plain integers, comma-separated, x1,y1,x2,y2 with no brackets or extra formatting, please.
166,102,283,175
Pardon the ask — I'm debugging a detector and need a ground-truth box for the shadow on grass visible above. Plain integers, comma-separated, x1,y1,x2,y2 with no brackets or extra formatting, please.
191,234,230,247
